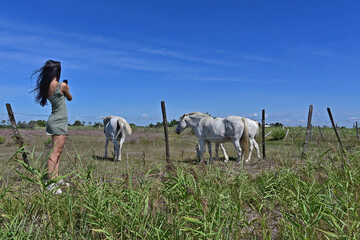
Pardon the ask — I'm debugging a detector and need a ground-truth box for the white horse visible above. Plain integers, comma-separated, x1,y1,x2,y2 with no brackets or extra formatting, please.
176,112,250,164
103,116,132,161
195,117,260,162
216,117,260,162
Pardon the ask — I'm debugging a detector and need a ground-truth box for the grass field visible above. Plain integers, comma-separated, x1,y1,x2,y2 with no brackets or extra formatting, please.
0,125,359,239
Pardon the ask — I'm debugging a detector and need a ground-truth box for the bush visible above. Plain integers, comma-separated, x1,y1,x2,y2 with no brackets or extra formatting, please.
0,135,6,144
271,128,287,140
270,122,284,127
18,121,28,129
72,120,84,126
43,138,52,146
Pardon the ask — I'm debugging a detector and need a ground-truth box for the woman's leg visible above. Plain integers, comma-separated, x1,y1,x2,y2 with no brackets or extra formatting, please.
47,135,67,179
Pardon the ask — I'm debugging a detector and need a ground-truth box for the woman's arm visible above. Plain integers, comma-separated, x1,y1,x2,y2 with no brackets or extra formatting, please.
60,82,73,101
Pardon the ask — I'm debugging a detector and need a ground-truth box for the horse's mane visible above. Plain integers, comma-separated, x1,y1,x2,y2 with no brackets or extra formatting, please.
103,115,117,125
180,112,211,120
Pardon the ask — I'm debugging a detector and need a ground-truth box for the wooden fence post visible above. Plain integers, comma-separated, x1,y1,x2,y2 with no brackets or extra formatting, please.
356,121,359,142
318,125,326,141
262,109,266,159
327,107,344,152
283,129,290,140
5,103,29,165
161,101,170,162
301,104,313,158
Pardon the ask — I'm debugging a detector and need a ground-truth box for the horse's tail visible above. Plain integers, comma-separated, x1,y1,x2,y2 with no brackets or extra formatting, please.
240,118,250,160
118,118,132,136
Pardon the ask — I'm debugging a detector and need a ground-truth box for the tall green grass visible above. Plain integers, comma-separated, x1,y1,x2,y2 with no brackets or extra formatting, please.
0,146,359,239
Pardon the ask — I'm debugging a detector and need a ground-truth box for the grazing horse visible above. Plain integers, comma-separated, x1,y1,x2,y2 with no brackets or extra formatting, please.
175,112,250,164
103,116,132,161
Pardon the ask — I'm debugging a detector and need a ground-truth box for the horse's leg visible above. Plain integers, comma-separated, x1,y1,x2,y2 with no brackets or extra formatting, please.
196,144,200,160
112,138,119,161
198,139,206,163
253,140,261,160
196,142,208,162
245,139,254,162
207,141,213,164
215,143,220,160
220,143,229,162
104,138,109,158
196,143,205,161
232,138,243,164
118,135,125,161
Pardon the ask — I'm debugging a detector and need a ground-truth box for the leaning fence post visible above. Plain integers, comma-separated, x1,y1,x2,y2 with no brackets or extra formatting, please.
301,104,313,158
318,125,325,141
262,109,266,159
161,101,170,163
6,103,29,165
283,129,290,140
327,107,344,153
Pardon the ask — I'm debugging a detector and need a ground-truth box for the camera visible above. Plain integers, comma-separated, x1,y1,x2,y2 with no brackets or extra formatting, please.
63,79,68,85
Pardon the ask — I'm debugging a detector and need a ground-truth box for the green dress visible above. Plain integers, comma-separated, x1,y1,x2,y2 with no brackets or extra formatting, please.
46,82,68,135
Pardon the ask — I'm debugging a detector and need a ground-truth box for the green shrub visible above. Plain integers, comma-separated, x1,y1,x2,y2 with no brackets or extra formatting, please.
43,138,52,146
271,128,287,140
35,120,46,127
0,135,5,144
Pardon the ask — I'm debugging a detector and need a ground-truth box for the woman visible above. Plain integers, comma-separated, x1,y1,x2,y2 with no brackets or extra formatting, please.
32,60,72,193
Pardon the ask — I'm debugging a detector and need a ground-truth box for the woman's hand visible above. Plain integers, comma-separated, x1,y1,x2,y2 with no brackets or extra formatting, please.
61,82,73,101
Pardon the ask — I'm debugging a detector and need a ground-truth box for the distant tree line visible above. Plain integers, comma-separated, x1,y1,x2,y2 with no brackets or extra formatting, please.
0,119,353,129
0,119,47,129
0,119,180,129
1,118,354,130
148,119,179,128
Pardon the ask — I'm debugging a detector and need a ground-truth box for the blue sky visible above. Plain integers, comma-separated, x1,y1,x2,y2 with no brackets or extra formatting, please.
0,1,359,127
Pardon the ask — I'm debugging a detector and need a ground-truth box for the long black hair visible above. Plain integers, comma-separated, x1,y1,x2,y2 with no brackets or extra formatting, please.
31,60,61,106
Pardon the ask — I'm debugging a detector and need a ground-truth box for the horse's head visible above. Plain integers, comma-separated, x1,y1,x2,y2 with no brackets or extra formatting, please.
175,114,188,134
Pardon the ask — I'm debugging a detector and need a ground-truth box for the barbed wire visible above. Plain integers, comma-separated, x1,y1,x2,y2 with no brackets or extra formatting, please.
0,112,163,121
0,130,358,141
0,111,359,128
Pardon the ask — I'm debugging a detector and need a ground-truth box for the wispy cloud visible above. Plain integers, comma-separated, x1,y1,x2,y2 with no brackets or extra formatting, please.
186,75,257,83
349,117,360,120
0,19,266,83
139,47,244,67
248,113,258,117
0,27,170,72
239,54,273,62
